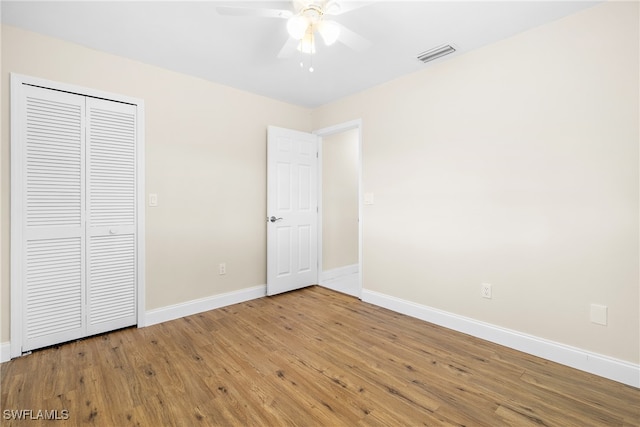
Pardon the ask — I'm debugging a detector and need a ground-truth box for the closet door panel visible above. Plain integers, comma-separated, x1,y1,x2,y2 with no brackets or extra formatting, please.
87,234,136,331
24,237,83,350
86,98,137,335
22,86,86,351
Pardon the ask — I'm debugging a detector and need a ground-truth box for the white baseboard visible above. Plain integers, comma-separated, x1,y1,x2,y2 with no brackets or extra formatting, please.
362,289,640,388
320,264,358,282
1,342,10,363
1,285,267,362
145,285,266,327
320,264,360,297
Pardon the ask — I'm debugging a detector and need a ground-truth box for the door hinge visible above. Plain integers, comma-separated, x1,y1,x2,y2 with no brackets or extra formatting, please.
316,152,318,158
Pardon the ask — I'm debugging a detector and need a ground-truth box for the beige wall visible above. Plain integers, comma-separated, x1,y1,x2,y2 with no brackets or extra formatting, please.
322,129,359,271
0,25,312,342
313,1,639,364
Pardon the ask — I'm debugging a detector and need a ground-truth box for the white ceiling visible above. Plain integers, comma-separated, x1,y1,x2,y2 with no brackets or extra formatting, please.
1,1,599,108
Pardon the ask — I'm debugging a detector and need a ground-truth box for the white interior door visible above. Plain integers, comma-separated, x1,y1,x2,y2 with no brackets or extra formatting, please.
267,126,318,296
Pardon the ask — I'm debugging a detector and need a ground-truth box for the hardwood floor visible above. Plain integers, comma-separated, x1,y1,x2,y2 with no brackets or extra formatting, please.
1,286,639,426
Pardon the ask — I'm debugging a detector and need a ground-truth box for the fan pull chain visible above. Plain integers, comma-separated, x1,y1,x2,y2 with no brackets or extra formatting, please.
309,29,314,72
298,53,314,73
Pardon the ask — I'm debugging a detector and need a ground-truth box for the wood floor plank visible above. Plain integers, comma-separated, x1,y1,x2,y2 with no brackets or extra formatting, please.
1,286,638,426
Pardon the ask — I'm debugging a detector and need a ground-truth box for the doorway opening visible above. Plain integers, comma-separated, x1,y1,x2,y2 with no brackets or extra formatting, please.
315,120,362,298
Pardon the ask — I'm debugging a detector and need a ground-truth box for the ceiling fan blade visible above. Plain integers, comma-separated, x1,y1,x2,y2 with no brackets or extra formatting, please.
324,0,376,16
292,0,308,14
335,23,371,52
216,6,292,19
277,37,299,59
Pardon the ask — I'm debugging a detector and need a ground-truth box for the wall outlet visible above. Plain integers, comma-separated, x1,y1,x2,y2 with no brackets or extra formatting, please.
219,263,226,275
481,283,492,299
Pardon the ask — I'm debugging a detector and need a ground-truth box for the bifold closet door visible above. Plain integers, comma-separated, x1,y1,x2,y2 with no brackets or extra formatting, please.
21,86,86,352
19,85,137,352
86,98,137,335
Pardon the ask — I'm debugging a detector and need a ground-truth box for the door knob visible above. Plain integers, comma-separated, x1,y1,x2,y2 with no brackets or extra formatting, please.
269,216,283,223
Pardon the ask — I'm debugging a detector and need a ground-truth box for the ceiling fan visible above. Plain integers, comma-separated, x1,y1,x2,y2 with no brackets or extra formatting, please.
216,1,372,70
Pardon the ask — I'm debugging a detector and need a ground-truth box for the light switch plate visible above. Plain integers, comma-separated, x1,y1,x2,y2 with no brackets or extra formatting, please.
149,193,158,207
364,192,374,205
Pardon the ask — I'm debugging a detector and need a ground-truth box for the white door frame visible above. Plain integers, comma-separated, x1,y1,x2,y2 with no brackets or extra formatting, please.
9,73,146,358
314,119,363,298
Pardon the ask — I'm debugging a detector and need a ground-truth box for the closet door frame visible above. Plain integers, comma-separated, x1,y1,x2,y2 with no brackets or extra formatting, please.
10,73,146,358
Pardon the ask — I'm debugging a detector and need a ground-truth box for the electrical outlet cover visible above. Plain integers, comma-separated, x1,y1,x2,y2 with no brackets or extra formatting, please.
481,283,492,299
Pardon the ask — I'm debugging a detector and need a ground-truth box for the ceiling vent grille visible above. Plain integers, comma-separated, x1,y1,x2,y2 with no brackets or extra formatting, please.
417,45,456,63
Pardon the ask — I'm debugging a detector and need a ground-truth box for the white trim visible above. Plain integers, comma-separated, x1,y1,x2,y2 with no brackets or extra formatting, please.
320,263,359,282
1,342,10,363
10,73,144,106
9,73,146,356
313,119,363,299
136,100,146,327
317,137,324,287
320,264,359,297
145,285,267,327
10,74,24,358
362,289,640,388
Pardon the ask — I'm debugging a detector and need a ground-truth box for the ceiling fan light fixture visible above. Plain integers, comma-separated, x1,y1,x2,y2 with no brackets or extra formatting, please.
297,30,316,54
287,15,308,40
318,20,340,46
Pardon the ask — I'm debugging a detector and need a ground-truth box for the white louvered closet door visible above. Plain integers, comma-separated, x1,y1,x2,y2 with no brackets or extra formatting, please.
21,86,87,352
19,85,137,352
86,98,137,335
